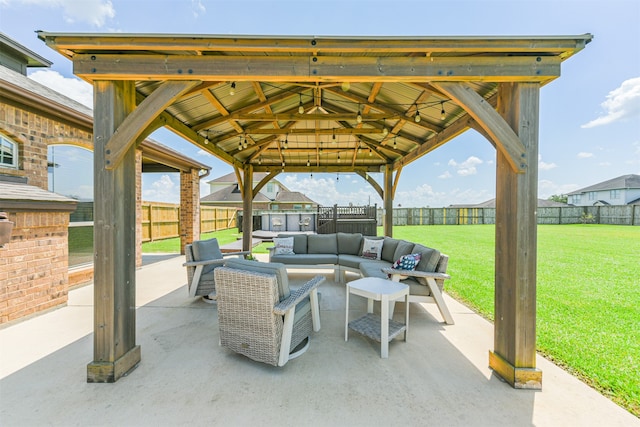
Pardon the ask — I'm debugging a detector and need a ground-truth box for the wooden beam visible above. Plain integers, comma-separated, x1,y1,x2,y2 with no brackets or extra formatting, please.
252,165,382,173
193,87,305,131
245,128,384,135
392,167,402,199
73,54,562,83
104,80,200,169
490,82,542,389
433,82,526,173
88,80,139,383
230,113,391,121
383,163,393,237
41,33,591,55
355,171,383,199
242,164,253,252
233,166,244,199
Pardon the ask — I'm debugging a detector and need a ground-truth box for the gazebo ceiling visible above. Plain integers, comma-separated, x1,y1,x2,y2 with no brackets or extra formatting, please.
37,33,592,175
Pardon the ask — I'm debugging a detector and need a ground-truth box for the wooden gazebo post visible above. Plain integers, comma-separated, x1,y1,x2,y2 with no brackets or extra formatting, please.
242,163,254,251
88,80,140,382
383,163,394,237
490,82,542,388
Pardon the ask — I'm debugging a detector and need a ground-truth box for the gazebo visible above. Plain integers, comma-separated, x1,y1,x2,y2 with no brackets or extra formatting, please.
37,32,591,387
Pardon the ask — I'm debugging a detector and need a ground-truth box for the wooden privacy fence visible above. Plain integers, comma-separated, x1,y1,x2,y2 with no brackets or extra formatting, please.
141,202,237,242
379,205,640,226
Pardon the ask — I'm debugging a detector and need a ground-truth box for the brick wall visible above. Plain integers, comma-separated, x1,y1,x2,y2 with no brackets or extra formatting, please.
0,102,93,190
0,211,71,324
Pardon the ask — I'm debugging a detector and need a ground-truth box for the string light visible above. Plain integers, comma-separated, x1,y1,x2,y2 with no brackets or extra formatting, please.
369,148,373,157
356,105,362,123
258,156,262,165
336,172,339,182
440,101,446,121
238,136,242,149
298,94,304,114
415,108,421,123
382,127,389,136
284,137,288,149
393,137,397,148
229,82,236,96
337,153,341,163
310,172,313,179
319,141,323,154
332,129,336,143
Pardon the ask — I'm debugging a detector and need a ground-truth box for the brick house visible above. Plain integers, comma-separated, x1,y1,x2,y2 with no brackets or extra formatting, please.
201,171,318,210
0,34,209,324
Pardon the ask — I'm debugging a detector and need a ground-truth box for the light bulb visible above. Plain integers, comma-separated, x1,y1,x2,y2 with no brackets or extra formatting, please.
337,153,341,163
369,148,372,157
284,138,288,149
415,110,421,123
393,138,397,148
299,104,304,114
229,82,236,96
204,138,209,145
258,157,262,165
282,161,285,167
341,82,350,92
382,127,388,136
356,110,362,124
307,158,310,167
440,102,446,121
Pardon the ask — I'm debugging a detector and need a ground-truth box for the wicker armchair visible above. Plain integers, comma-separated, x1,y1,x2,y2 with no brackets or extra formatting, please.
183,238,249,300
214,259,323,366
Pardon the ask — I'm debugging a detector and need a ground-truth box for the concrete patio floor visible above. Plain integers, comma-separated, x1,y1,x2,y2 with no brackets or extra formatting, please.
1,255,637,426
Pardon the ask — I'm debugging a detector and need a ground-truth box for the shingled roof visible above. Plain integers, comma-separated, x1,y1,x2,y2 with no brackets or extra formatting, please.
566,174,640,195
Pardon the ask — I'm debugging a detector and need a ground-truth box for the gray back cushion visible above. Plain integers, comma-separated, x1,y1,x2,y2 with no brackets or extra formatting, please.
191,238,223,274
381,237,400,262
393,240,415,262
337,232,363,255
308,233,338,254
412,243,441,272
225,258,290,300
279,233,308,254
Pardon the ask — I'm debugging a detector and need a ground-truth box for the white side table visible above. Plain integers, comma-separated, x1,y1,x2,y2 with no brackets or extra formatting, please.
345,277,409,358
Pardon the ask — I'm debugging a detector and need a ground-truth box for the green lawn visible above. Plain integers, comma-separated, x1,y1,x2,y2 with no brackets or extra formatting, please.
142,224,639,415
389,224,640,417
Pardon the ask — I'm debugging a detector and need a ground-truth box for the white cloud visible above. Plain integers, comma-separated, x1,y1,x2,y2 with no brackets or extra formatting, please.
438,171,452,179
538,155,557,170
142,174,180,203
598,162,612,167
577,152,594,159
197,149,213,157
284,175,379,206
447,156,483,176
192,0,206,17
582,77,640,128
28,70,93,108
14,0,115,26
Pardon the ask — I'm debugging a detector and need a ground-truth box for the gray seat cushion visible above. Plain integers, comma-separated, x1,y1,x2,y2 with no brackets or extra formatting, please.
358,260,393,279
338,254,367,269
225,258,291,300
271,253,338,265
191,238,223,274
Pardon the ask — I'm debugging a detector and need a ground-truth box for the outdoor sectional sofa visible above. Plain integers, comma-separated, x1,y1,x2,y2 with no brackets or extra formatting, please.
269,232,454,324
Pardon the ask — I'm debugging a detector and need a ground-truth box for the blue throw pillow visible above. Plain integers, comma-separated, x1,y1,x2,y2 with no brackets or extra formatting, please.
391,253,421,271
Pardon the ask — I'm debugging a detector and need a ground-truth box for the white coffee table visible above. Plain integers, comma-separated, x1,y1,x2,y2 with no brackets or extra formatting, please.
345,277,409,358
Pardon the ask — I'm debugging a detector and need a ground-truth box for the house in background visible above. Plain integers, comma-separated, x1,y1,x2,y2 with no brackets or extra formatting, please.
567,174,640,206
450,198,568,209
202,172,318,210
0,33,209,324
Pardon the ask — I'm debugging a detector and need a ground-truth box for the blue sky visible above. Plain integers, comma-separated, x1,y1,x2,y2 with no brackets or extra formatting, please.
2,0,639,207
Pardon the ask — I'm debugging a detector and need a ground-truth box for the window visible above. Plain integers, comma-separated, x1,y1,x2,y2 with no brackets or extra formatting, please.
610,189,621,199
271,204,279,210
292,204,302,210
0,135,18,168
571,195,581,204
588,192,596,200
266,183,275,193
